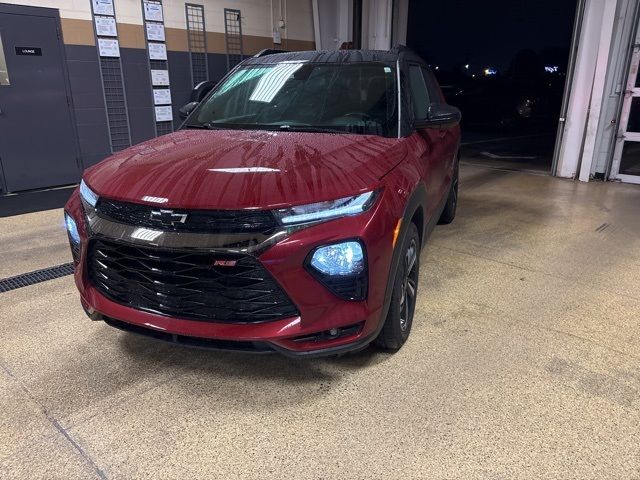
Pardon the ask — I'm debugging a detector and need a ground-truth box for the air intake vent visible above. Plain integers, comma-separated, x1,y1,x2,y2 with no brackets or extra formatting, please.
88,239,298,323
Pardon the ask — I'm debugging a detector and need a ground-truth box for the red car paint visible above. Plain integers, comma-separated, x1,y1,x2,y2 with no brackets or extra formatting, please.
65,50,460,357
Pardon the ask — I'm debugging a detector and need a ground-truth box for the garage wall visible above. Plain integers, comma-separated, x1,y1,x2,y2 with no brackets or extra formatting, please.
0,0,315,174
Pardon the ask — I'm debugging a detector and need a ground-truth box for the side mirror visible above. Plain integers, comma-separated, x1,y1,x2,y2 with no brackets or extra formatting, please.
178,101,199,120
416,104,461,129
191,80,217,103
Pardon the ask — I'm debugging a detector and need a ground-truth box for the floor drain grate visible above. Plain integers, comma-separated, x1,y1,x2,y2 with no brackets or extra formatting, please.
0,263,74,293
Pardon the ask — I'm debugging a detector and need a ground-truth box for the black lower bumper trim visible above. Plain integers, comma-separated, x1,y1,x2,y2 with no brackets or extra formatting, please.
91,309,377,358
102,317,274,354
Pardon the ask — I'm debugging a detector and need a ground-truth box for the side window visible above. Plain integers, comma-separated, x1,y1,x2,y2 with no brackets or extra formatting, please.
408,65,429,120
0,32,11,86
422,68,444,104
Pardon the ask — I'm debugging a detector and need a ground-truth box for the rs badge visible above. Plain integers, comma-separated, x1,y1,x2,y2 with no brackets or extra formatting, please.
213,260,238,267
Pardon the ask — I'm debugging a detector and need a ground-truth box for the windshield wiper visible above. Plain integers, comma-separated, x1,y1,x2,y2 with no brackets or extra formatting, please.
185,123,345,134
277,125,343,134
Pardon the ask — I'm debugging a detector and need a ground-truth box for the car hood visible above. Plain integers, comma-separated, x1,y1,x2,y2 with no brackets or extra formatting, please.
84,129,405,210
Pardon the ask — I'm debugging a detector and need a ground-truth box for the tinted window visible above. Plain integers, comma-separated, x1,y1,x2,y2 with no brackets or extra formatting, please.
409,65,429,120
422,68,443,103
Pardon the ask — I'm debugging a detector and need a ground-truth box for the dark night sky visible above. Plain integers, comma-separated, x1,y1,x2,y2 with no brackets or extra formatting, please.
406,0,578,72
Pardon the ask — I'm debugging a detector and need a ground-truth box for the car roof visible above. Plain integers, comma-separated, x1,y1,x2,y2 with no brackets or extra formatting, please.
242,46,425,66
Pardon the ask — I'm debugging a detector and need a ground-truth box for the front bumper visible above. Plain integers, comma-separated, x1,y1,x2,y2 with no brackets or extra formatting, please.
65,188,397,356
85,309,378,358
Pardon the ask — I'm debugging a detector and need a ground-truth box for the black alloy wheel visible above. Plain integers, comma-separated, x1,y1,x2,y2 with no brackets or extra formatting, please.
375,222,420,351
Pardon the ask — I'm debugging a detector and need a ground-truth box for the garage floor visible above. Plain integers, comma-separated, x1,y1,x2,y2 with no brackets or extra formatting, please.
1,164,640,479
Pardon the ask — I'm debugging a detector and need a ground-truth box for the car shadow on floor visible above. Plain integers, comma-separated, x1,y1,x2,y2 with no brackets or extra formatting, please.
118,330,392,381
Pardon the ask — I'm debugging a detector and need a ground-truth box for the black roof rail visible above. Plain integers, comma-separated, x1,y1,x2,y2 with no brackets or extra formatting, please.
254,49,289,58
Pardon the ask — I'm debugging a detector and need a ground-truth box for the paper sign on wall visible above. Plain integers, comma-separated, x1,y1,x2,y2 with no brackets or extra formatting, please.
98,38,120,58
143,2,164,22
151,69,170,86
94,16,117,37
153,88,172,105
146,23,165,42
92,0,114,16
155,105,173,122
148,43,167,61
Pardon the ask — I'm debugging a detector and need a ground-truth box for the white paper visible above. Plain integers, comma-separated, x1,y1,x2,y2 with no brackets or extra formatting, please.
151,69,170,86
98,38,120,58
146,23,165,42
143,1,164,22
92,0,114,16
94,16,117,37
155,105,173,122
153,88,172,105
148,43,167,61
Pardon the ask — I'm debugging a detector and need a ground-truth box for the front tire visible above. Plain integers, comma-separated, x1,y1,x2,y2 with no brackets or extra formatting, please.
375,223,420,351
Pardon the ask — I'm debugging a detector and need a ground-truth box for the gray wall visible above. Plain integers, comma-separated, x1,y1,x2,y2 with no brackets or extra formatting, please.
63,46,232,172
64,45,111,170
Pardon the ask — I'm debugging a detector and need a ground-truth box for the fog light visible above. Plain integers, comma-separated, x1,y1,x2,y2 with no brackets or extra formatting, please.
65,213,80,245
310,241,364,276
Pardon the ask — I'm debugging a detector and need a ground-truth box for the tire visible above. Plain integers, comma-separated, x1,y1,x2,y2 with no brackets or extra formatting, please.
438,160,459,225
375,223,420,351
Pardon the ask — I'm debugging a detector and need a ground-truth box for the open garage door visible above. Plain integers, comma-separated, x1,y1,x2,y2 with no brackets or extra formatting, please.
610,43,640,184
405,0,578,175
0,5,79,193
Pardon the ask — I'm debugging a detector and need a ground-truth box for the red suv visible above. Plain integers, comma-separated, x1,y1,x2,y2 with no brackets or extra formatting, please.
64,48,461,357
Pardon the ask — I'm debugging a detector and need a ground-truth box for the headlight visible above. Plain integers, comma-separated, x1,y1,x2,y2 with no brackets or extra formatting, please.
65,213,80,244
274,190,378,225
306,240,368,301
79,179,99,207
310,241,364,276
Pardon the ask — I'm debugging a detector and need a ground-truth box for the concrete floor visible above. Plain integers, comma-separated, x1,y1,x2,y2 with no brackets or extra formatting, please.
461,130,556,174
1,164,640,479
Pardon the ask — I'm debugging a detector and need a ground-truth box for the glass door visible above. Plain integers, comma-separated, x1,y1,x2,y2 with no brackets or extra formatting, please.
611,44,640,184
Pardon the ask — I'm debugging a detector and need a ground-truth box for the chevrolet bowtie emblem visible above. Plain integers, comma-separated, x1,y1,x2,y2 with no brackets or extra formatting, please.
149,209,188,226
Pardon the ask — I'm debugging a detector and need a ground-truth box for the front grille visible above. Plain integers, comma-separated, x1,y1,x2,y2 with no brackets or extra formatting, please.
88,239,298,323
96,198,278,234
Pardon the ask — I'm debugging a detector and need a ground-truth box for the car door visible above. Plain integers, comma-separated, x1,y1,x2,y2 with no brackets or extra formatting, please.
422,67,458,193
407,63,449,215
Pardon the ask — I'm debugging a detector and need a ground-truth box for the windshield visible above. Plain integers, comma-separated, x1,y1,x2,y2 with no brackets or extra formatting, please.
185,62,398,137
